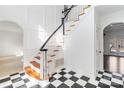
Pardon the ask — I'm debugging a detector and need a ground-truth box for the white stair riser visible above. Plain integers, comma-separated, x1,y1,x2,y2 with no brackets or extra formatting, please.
48,62,55,75
30,64,40,73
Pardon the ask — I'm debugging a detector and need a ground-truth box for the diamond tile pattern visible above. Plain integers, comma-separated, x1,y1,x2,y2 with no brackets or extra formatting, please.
0,69,124,88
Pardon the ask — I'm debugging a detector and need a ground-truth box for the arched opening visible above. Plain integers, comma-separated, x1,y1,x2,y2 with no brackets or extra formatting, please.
0,21,23,77
103,22,124,74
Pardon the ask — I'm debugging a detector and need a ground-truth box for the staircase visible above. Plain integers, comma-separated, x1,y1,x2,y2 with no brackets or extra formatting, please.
24,5,91,86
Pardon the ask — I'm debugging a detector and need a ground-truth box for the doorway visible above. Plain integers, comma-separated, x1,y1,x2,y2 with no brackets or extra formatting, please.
103,22,124,74
0,21,23,77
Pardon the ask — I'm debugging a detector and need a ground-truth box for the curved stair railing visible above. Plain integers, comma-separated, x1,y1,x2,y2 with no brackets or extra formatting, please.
24,5,91,82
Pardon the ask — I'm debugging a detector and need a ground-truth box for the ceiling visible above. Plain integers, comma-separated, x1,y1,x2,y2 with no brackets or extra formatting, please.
95,5,124,16
104,22,124,32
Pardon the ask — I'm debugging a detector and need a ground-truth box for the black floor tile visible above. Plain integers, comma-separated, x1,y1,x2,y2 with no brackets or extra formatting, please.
49,77,56,82
17,84,27,88
98,71,103,74
102,75,111,81
98,82,110,88
30,84,41,88
104,71,112,74
23,78,30,83
68,71,76,75
122,74,124,77
84,83,96,88
57,83,69,88
96,77,101,81
12,77,22,83
10,73,19,76
111,82,123,88
0,77,10,83
20,72,25,76
80,76,89,81
59,71,66,75
70,76,79,82
4,85,13,88
46,84,56,88
112,75,122,80
71,83,83,88
58,76,67,82
61,68,66,71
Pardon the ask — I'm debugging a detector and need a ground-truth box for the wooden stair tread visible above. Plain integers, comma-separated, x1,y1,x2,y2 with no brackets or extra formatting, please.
70,25,75,27
84,5,91,10
48,60,53,63
66,30,71,32
56,45,62,47
35,56,40,60
54,50,59,52
30,61,40,69
24,66,41,80
50,55,56,57
38,52,42,54
73,20,79,22
79,12,85,16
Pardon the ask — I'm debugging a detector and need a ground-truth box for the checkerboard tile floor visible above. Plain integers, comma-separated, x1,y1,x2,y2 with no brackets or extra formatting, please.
0,68,124,88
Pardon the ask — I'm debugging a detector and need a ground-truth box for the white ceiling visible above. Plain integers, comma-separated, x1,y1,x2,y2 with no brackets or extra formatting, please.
104,23,124,32
95,5,124,16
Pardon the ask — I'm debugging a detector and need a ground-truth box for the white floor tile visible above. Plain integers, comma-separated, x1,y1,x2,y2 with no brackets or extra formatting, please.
111,78,123,85
113,72,122,77
64,74,72,78
88,79,99,86
10,74,20,80
97,74,102,78
76,79,87,86
64,79,75,86
53,74,62,79
21,75,28,79
100,78,111,85
51,80,63,87
0,81,12,88
26,81,38,88
74,73,82,78
103,72,112,77
12,80,25,88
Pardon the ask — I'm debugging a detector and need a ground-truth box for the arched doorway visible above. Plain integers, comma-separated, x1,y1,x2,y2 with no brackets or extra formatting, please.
0,21,23,77
103,22,124,74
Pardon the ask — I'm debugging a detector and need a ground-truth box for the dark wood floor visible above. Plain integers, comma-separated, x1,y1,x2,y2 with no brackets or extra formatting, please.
104,55,124,74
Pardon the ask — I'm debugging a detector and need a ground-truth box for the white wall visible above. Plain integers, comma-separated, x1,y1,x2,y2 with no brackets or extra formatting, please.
0,30,23,56
0,21,23,57
64,7,96,79
96,8,124,71
0,5,64,66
